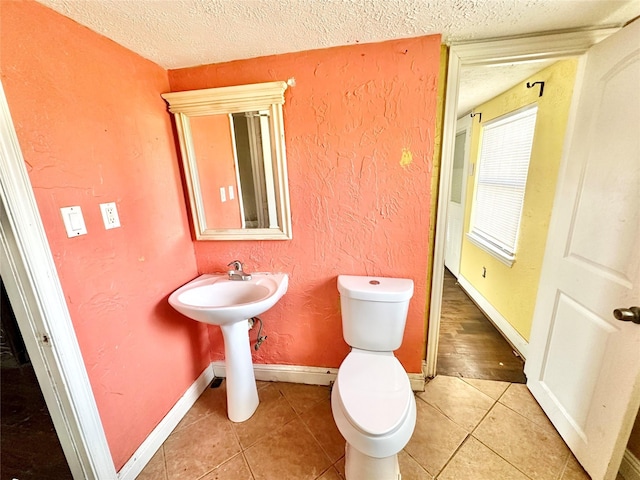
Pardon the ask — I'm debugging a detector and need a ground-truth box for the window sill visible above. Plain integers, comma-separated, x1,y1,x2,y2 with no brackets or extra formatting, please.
466,232,515,267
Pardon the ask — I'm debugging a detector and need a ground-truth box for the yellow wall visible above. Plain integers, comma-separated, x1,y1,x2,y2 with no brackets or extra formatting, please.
459,59,578,341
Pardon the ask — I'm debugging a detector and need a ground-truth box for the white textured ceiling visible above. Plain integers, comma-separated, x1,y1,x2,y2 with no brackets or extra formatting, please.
33,0,640,113
35,0,640,70
458,60,556,116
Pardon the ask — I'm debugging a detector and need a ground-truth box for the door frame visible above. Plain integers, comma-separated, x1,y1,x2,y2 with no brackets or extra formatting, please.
425,28,618,377
0,82,116,478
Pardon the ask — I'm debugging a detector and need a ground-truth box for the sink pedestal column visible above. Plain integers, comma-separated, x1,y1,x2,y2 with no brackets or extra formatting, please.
220,320,259,422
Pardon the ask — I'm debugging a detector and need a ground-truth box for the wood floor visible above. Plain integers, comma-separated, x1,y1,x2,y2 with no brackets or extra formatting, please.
1,279,73,480
437,269,526,383
1,361,73,480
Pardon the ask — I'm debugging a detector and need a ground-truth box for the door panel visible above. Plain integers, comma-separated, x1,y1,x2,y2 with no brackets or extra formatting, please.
541,292,617,434
525,20,640,480
566,55,639,282
444,116,471,277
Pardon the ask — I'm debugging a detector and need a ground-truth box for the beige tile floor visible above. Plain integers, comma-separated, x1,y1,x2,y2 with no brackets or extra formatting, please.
137,375,603,480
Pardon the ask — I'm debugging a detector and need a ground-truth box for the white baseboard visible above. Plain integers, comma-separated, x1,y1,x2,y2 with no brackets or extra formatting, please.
211,361,426,392
408,373,426,392
212,361,338,386
117,365,214,480
620,449,640,480
456,275,529,360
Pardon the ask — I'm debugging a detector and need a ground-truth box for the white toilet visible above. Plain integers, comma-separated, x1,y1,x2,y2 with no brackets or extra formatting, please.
331,275,416,480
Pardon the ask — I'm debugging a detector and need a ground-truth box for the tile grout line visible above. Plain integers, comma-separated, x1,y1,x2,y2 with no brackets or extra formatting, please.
411,382,491,478
172,391,219,435
469,411,536,480
466,384,516,473
399,445,432,479
414,378,496,435
299,413,340,468
279,386,340,478
470,434,537,480
554,450,572,480
433,433,472,478
433,379,505,479
228,419,258,480
171,383,266,479
241,451,258,480
427,379,535,480
190,452,256,480
468,381,505,437
234,384,299,453
494,386,567,441
468,385,541,480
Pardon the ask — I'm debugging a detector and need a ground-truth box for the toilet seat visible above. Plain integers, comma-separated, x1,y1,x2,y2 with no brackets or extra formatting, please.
336,350,412,437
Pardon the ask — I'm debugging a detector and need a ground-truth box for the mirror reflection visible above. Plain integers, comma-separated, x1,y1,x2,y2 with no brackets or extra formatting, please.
162,81,292,240
190,111,277,230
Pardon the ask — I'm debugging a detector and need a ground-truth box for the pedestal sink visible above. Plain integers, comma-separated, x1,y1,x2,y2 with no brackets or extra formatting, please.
168,272,288,422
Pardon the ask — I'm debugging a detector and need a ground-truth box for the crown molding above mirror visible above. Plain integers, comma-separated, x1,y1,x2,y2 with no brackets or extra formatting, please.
162,81,292,240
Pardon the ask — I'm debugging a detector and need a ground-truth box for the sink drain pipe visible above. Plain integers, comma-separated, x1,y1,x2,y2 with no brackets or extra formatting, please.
249,316,267,350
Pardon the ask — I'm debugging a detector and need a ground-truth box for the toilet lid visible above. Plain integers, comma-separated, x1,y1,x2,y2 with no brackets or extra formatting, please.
336,351,412,436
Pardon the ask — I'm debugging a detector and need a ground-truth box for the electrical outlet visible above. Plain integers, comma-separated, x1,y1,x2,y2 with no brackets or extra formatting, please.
100,202,121,229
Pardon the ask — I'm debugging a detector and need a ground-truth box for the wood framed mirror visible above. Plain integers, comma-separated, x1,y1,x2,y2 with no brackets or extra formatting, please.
162,81,292,240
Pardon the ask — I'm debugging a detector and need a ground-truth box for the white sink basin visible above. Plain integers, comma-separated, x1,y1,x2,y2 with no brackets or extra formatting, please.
168,272,288,423
169,273,288,325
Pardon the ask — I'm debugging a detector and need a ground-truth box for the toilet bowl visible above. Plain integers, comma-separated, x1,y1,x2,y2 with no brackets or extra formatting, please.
331,275,416,480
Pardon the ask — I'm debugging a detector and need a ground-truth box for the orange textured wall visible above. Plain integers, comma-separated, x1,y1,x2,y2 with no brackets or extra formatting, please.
1,1,208,470
169,36,441,373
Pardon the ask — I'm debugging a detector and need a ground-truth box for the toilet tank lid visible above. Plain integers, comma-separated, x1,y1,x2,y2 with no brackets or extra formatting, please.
337,275,414,302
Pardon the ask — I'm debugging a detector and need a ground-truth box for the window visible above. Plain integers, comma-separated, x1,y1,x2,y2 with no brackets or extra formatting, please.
467,105,538,266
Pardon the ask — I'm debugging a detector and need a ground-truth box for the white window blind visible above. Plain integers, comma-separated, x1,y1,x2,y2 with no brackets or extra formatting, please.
468,105,538,265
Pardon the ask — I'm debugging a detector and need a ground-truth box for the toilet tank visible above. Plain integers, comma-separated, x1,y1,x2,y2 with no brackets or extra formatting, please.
337,275,414,352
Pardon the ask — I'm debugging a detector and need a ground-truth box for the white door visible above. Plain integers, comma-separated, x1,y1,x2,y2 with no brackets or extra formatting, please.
525,20,640,480
444,116,471,278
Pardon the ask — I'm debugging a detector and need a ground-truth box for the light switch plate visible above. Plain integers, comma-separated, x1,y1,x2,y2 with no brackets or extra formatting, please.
100,202,121,229
60,206,87,237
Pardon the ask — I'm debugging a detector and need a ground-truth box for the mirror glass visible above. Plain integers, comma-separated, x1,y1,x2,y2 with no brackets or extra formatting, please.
162,82,292,240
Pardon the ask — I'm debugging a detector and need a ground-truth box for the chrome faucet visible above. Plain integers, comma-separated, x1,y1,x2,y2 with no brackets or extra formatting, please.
227,260,252,281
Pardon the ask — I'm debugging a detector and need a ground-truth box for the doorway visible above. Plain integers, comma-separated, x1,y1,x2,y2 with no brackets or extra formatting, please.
426,26,639,480
435,57,565,383
1,277,73,478
425,29,617,378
